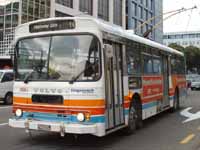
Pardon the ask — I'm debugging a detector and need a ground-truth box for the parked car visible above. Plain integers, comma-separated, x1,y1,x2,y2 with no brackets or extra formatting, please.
191,76,200,90
0,69,14,104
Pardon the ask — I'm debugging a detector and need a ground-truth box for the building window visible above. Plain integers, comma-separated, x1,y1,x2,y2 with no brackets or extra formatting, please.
146,0,148,7
150,0,154,10
22,0,51,24
114,0,122,26
79,0,93,15
139,6,143,19
144,9,148,20
133,18,137,29
55,0,73,8
98,0,109,21
132,2,137,16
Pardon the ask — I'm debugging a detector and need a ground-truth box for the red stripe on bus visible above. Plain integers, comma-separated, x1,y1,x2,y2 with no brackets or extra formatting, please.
13,104,105,115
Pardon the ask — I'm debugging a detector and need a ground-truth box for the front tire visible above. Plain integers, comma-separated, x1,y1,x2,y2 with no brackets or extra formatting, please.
124,103,137,134
4,93,13,105
134,100,143,129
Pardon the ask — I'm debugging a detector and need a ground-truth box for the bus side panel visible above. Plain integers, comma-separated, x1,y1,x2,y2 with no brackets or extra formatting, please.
171,74,187,107
141,75,163,120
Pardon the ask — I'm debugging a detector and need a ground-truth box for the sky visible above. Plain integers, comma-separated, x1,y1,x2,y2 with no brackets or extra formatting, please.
163,0,200,33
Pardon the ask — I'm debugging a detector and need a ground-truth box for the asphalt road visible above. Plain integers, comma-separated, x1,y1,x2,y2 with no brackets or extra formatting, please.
1,90,200,150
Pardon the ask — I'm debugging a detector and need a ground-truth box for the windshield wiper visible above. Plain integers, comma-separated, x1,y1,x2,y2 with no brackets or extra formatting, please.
69,61,94,84
24,71,33,84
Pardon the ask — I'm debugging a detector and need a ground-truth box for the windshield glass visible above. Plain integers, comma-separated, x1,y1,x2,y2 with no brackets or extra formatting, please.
16,35,101,81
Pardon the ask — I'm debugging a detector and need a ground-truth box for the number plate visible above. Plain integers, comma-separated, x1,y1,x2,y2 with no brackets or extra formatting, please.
38,124,51,131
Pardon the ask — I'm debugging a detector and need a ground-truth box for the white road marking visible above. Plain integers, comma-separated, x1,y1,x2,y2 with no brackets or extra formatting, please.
0,123,8,126
0,106,12,109
180,107,200,123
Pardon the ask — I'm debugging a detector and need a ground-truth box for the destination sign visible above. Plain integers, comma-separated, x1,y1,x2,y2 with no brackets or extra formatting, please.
29,20,75,33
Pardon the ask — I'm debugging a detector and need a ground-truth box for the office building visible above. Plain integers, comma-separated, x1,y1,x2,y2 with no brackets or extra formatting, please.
127,0,163,43
52,0,126,27
163,31,200,48
0,0,163,68
0,0,126,62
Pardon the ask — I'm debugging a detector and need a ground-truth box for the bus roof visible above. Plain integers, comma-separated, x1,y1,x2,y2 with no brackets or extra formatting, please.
15,17,184,56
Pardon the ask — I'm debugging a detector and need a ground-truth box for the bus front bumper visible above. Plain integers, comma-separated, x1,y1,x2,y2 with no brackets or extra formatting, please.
9,118,98,135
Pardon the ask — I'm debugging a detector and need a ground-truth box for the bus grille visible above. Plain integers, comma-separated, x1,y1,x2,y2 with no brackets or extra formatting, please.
32,95,63,104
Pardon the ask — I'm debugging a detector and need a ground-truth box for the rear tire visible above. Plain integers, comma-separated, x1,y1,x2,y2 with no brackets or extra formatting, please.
4,93,13,105
191,87,195,91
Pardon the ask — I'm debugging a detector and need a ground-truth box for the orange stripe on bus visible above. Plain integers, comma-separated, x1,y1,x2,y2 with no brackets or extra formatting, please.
13,97,105,107
124,96,130,102
13,97,27,103
64,99,105,107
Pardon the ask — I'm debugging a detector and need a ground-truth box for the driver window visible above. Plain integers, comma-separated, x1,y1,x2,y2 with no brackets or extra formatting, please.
84,37,100,79
2,73,13,82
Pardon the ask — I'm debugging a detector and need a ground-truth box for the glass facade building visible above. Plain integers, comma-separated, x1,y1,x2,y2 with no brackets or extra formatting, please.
127,0,163,43
53,0,125,27
21,0,50,24
0,0,126,58
0,0,19,56
0,0,51,57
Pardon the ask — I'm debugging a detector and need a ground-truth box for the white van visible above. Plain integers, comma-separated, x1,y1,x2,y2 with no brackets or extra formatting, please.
0,70,14,104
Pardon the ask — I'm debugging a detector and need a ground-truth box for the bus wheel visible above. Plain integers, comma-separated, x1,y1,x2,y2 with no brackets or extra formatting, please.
171,90,179,112
124,103,137,134
4,93,13,105
134,100,143,129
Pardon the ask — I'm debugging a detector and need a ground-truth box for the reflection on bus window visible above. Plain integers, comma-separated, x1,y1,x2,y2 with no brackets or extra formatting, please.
126,46,141,75
153,58,162,74
143,55,153,74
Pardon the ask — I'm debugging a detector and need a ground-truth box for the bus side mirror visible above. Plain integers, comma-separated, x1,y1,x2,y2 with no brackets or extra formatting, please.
104,44,113,58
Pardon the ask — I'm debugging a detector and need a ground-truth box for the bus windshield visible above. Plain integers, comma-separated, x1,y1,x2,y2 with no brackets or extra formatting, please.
0,71,3,80
16,35,101,82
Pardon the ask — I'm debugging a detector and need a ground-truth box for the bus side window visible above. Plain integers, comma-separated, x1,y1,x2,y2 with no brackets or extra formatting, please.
153,57,162,74
126,46,141,75
143,54,153,74
171,57,177,74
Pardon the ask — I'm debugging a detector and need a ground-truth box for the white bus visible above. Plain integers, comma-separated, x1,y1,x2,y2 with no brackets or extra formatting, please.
9,17,187,137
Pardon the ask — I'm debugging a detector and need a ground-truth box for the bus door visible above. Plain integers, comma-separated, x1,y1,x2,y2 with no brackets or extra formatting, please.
162,55,170,107
104,43,124,129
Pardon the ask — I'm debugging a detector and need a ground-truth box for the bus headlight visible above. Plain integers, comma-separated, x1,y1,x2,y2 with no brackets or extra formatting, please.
15,109,23,117
77,113,85,122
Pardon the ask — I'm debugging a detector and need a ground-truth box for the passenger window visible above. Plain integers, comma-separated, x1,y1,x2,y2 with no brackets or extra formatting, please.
126,46,141,75
143,55,153,74
153,58,162,74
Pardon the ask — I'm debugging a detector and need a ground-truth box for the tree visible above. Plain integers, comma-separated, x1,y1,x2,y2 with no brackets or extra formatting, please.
168,43,185,53
184,46,200,73
168,43,200,73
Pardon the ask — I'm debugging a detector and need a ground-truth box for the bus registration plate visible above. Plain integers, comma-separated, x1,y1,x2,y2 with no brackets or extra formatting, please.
38,124,51,131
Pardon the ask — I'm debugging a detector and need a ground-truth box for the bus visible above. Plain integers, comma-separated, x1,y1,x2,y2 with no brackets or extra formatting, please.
9,17,187,137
